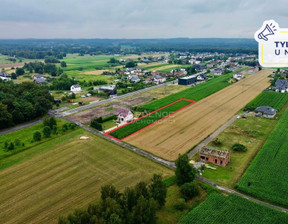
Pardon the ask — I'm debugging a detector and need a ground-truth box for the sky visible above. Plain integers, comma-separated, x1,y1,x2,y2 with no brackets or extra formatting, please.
0,0,287,39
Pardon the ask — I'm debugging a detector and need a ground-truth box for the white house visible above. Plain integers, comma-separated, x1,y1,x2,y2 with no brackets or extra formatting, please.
0,76,11,82
233,72,244,81
70,84,82,93
116,108,134,124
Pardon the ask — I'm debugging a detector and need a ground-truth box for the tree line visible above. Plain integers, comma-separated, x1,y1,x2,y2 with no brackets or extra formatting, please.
0,81,53,129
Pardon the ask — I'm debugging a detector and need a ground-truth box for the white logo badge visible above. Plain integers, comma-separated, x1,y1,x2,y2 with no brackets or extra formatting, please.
255,20,288,67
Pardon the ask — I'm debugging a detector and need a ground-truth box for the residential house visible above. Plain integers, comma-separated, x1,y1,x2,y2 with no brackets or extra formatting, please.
275,79,288,93
197,73,207,81
34,77,46,85
199,146,230,167
233,72,244,81
153,75,166,84
211,68,223,75
70,84,82,93
194,64,206,71
33,74,44,80
116,108,134,124
0,72,9,77
255,106,277,119
0,76,11,82
130,75,140,83
98,85,117,95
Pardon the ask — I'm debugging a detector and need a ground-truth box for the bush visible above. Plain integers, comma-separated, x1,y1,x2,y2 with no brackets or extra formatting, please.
43,126,51,138
174,198,187,211
14,139,21,146
33,131,42,141
212,138,222,146
90,119,103,131
43,116,57,129
180,182,200,201
52,125,58,135
232,143,247,152
62,124,68,132
69,123,76,130
8,142,15,150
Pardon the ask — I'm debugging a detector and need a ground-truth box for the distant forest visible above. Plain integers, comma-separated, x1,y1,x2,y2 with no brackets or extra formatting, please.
0,38,257,59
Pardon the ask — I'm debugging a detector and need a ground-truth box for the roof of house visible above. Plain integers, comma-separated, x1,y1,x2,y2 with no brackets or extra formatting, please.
130,75,140,81
34,77,46,84
153,75,164,79
71,84,81,88
200,146,229,159
100,85,116,91
34,74,43,78
255,106,277,115
276,79,288,89
116,108,131,117
0,72,9,77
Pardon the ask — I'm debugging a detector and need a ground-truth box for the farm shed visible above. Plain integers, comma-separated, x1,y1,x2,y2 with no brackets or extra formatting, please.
178,75,197,85
254,106,277,118
199,146,230,167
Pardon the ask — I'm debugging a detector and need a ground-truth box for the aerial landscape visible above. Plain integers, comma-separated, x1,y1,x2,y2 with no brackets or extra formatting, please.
0,1,288,224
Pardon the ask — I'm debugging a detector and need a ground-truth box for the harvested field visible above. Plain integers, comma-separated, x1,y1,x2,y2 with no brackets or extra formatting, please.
81,70,109,75
0,129,172,224
125,70,272,161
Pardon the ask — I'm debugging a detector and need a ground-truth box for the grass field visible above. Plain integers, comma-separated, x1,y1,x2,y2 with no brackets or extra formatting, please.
0,128,173,224
108,99,194,140
126,70,272,161
245,91,288,111
237,106,288,208
0,119,71,160
179,193,288,224
138,73,233,112
196,116,277,188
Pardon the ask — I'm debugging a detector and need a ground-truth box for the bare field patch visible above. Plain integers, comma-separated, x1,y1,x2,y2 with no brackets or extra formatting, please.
81,70,109,75
125,70,272,161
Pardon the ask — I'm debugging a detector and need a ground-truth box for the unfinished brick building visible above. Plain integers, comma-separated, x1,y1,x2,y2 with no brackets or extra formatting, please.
199,146,230,167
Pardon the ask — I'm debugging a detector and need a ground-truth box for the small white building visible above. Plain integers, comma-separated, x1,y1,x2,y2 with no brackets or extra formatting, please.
153,75,166,84
233,72,244,81
116,108,134,124
70,84,82,93
0,76,11,82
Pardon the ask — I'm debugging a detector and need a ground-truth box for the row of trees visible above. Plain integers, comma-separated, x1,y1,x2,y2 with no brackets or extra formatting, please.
0,81,53,129
58,174,167,224
23,62,63,76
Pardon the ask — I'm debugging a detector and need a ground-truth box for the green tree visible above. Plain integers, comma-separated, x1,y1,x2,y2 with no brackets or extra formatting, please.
101,184,121,202
11,73,17,79
33,131,42,141
125,61,136,68
149,174,167,207
232,143,247,152
175,154,196,186
180,182,199,201
62,124,68,132
16,67,25,76
43,126,51,138
60,61,67,67
43,116,57,129
0,103,13,129
14,139,21,146
132,196,157,224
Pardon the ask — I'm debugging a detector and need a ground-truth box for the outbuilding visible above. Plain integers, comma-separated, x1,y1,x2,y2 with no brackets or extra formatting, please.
178,75,197,85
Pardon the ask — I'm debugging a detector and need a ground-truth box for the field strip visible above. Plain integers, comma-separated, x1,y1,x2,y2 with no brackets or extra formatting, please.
124,70,272,161
105,98,196,140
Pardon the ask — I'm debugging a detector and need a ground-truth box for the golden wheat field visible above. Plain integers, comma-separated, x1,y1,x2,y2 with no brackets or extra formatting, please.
125,70,272,161
0,129,172,224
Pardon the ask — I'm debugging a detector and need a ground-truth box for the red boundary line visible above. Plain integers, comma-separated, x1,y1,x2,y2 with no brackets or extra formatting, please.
104,98,196,141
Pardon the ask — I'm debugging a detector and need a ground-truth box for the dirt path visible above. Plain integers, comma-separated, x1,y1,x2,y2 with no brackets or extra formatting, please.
125,70,273,161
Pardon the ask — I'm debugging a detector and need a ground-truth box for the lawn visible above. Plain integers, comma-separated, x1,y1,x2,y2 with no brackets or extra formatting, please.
194,116,277,188
179,193,288,224
0,128,173,224
108,99,194,140
0,119,73,160
244,91,288,111
237,107,288,208
157,182,208,224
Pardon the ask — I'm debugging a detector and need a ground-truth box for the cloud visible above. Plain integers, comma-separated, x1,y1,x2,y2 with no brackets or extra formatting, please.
0,0,287,38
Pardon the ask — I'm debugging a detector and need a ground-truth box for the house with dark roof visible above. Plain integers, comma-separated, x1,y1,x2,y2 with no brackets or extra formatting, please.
255,106,277,118
130,75,140,83
99,85,117,95
0,72,9,77
33,74,43,80
199,146,230,167
34,77,46,85
275,79,288,93
116,108,134,124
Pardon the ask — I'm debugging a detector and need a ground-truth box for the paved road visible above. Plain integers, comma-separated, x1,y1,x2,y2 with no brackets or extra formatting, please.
188,115,238,158
0,119,42,135
60,80,177,117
